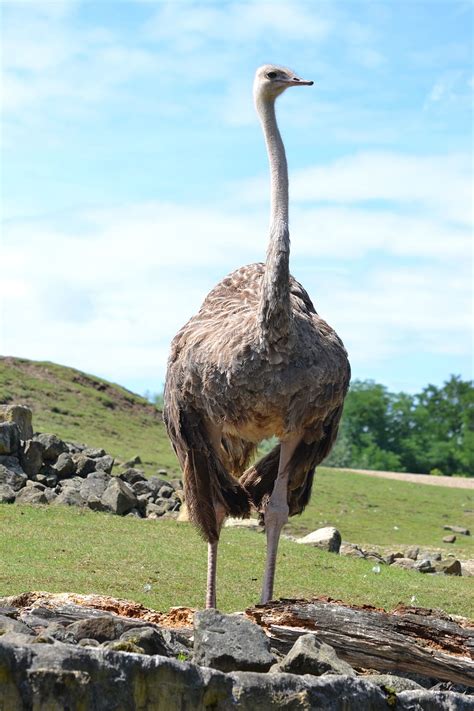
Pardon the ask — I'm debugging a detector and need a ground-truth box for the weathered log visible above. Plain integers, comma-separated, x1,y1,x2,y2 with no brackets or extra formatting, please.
246,599,474,686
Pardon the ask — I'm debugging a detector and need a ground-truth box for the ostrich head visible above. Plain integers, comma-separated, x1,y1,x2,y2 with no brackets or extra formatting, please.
253,64,313,102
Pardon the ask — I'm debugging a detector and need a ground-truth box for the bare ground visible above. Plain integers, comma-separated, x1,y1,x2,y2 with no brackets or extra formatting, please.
334,468,473,489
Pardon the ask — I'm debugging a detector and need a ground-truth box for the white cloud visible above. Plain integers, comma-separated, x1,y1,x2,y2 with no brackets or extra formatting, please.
238,151,472,227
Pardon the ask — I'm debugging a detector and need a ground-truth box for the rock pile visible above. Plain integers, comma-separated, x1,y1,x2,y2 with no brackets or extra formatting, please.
338,541,468,576
0,405,182,519
0,597,471,710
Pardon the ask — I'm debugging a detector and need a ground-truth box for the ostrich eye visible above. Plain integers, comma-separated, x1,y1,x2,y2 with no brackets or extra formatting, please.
266,71,277,79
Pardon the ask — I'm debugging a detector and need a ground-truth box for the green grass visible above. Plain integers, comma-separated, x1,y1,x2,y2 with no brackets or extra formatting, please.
0,504,472,618
0,356,178,473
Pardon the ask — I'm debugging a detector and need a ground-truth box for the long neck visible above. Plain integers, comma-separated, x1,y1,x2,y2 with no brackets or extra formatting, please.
256,94,291,349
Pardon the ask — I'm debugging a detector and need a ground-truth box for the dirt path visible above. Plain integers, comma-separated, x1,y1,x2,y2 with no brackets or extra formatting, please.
334,468,473,489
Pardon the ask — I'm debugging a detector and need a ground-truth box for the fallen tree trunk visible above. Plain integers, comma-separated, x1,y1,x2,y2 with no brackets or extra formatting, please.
246,599,474,686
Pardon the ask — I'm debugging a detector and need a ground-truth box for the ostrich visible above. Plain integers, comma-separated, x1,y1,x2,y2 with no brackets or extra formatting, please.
164,64,350,609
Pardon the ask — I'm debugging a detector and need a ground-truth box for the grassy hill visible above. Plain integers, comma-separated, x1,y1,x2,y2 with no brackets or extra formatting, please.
0,356,178,473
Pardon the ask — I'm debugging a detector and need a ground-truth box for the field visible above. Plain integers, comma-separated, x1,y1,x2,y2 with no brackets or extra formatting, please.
1,357,472,617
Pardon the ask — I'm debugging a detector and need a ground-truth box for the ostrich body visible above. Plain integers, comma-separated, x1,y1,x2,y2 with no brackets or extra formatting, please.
164,65,350,608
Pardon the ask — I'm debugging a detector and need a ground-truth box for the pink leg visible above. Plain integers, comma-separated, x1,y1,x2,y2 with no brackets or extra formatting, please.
260,434,301,605
206,503,226,609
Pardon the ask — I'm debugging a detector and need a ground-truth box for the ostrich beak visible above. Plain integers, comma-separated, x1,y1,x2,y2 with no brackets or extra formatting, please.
288,75,314,86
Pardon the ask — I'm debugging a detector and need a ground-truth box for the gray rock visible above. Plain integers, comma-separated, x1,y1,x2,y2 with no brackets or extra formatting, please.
58,476,83,491
132,479,154,497
66,616,139,643
405,546,420,560
83,448,106,459
53,452,76,478
271,634,355,677
101,477,137,515
85,495,108,512
365,673,424,692
296,526,342,553
0,457,27,490
158,485,174,499
33,434,67,462
0,422,20,455
147,476,171,494
414,559,435,573
77,638,100,647
397,690,474,710
19,440,44,477
80,471,111,500
433,559,462,576
0,615,35,636
0,404,33,440
443,525,470,536
72,454,97,477
392,557,416,570
146,501,169,518
124,455,142,466
339,542,366,558
15,487,48,505
385,552,404,565
35,470,58,489
443,535,456,543
193,609,276,673
120,468,147,486
94,455,114,474
419,551,442,562
119,627,170,656
53,489,85,507
0,483,16,503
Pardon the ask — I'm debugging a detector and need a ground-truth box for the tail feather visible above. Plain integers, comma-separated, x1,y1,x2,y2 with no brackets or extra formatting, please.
164,404,251,543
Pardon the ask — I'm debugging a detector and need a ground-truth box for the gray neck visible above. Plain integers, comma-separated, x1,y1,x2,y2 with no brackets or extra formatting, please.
255,94,291,348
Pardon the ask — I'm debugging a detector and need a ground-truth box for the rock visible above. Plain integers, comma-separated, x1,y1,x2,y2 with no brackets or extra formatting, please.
433,559,462,576
53,453,76,478
35,469,58,489
101,477,137,515
102,639,145,654
19,440,44,477
0,484,16,503
94,455,114,474
119,627,170,656
120,468,147,486
392,558,415,570
66,616,139,643
147,476,171,495
0,422,20,455
193,609,276,673
77,638,100,647
0,457,27,490
296,526,341,553
418,551,442,562
443,535,456,543
146,502,169,518
131,479,154,497
0,404,33,440
79,471,110,500
224,518,263,530
385,552,404,565
461,560,474,577
43,488,57,503
85,496,108,512
339,542,366,558
124,455,142,467
443,525,470,536
158,485,174,499
414,559,435,573
83,448,106,459
15,487,48,505
126,508,142,518
0,615,35,636
136,493,153,513
157,468,168,477
271,633,356,677
53,489,85,507
404,546,420,560
364,674,424,692
72,454,97,477
33,434,68,462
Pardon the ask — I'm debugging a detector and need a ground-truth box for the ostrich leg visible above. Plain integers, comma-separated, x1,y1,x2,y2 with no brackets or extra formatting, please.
206,503,226,608
261,434,301,604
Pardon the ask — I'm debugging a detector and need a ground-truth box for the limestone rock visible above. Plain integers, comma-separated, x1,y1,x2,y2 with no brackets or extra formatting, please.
19,440,44,477
364,674,424,692
443,525,470,536
80,471,110,500
120,468,147,486
94,455,114,474
53,489,85,507
296,526,341,553
66,616,138,643
443,535,456,543
0,615,35,636
53,453,76,478
0,483,16,503
0,405,33,440
101,477,137,515
405,546,420,560
0,457,28,491
414,559,435,573
72,454,97,477
0,422,21,456
193,609,276,673
15,487,48,505
33,434,67,462
119,627,170,656
83,448,106,459
271,633,356,677
392,557,415,570
433,559,462,576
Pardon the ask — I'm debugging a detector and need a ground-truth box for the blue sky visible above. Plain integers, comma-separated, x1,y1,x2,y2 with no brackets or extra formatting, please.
2,0,472,396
